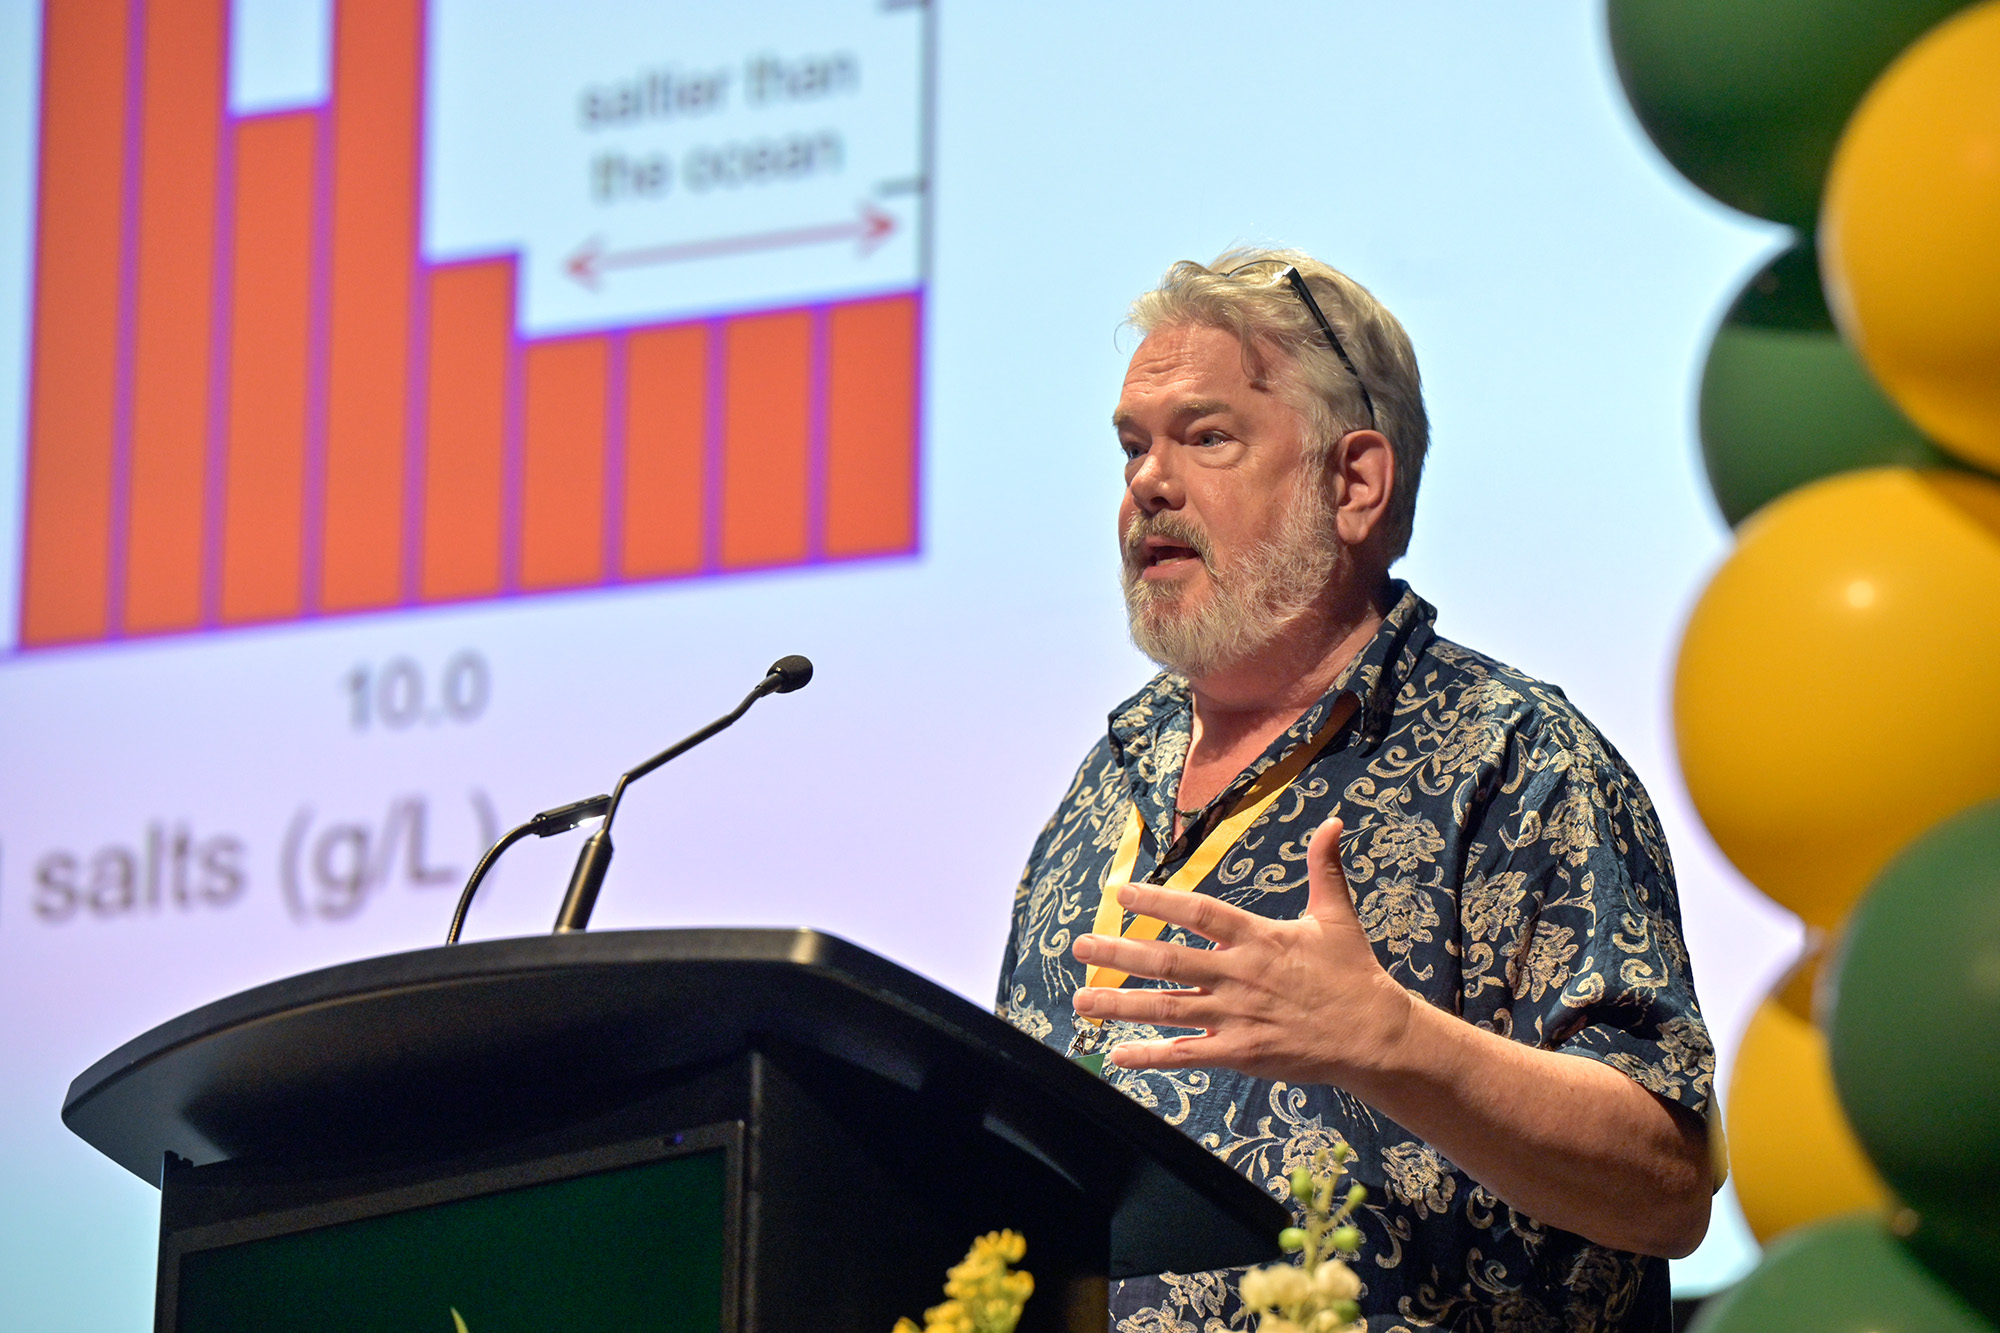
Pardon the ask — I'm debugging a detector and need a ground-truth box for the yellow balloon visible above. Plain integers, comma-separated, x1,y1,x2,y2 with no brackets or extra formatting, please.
1822,0,2000,472
1727,967,1891,1245
1675,467,2000,928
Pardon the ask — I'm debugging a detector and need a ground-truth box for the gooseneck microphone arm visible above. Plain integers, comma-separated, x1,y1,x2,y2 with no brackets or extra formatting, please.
444,794,610,945
551,654,813,934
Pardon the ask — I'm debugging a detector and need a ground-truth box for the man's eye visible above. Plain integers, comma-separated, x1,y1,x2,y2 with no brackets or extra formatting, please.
1193,430,1228,447
1120,440,1147,461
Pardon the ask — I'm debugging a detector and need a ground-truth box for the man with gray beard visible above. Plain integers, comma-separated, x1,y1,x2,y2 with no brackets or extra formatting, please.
996,251,1716,1332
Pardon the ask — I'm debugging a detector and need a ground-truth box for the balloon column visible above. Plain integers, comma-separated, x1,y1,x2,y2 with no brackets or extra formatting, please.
1609,1,2000,1327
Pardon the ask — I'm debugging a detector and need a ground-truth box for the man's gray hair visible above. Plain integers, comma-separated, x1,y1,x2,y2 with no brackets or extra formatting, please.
1128,248,1430,561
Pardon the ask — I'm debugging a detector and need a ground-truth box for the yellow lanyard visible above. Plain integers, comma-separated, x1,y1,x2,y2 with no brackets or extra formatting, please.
1082,693,1359,997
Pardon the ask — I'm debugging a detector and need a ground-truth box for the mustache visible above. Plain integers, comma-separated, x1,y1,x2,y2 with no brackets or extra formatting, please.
1122,510,1214,572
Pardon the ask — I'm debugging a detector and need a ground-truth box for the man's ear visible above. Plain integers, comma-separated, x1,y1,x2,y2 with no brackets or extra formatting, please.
1331,429,1395,549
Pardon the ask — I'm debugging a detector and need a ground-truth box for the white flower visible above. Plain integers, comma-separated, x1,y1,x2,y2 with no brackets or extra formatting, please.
1311,1261,1360,1301
1246,1264,1309,1309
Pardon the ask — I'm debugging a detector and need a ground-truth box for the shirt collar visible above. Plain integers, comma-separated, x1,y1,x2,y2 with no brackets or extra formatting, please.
1332,579,1437,746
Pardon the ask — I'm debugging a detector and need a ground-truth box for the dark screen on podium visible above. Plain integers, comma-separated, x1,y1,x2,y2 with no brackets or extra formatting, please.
176,1149,726,1333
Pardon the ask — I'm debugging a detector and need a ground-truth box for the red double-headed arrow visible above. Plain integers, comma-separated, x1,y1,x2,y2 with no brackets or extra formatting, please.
567,203,896,288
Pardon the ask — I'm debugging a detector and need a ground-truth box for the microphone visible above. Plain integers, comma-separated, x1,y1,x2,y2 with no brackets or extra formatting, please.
549,655,814,934
762,653,814,696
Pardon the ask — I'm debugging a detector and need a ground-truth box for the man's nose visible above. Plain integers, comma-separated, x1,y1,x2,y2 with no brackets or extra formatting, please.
1127,444,1184,513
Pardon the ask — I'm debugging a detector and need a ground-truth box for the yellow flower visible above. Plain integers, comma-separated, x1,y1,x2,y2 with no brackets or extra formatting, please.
895,1231,1034,1333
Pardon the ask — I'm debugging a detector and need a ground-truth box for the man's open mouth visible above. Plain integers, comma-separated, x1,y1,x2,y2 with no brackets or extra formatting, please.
1144,539,1202,569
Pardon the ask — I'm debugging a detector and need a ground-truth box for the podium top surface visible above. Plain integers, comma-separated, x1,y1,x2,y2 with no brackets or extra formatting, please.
64,927,1289,1278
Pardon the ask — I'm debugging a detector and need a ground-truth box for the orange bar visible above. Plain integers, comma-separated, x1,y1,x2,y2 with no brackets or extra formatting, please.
20,0,130,645
420,262,512,601
219,113,316,624
124,0,225,634
621,324,706,578
319,0,421,610
519,336,608,590
720,311,811,569
825,295,918,557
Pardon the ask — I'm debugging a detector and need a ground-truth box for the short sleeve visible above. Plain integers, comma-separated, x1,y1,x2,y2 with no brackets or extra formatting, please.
1458,717,1715,1117
996,812,1060,1014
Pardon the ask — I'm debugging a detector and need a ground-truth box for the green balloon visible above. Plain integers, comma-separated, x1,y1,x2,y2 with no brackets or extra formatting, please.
1686,1215,1994,1333
1699,241,1952,525
1910,1211,2000,1328
1830,799,2000,1272
1607,0,1973,227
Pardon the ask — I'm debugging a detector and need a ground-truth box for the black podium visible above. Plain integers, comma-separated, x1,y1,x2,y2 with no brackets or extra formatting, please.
65,929,1288,1333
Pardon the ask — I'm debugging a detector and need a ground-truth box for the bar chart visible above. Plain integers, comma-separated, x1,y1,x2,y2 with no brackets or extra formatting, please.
17,0,926,649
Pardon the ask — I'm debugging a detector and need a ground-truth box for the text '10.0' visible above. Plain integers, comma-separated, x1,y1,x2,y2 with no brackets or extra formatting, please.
344,652,491,733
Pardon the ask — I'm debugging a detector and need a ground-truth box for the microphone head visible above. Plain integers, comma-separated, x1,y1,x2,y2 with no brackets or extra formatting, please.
767,654,814,694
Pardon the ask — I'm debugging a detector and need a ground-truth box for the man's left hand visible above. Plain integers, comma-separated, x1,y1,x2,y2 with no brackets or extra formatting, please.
1071,816,1417,1084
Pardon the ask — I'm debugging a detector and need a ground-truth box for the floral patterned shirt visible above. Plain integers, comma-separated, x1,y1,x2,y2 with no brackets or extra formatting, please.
997,583,1713,1333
